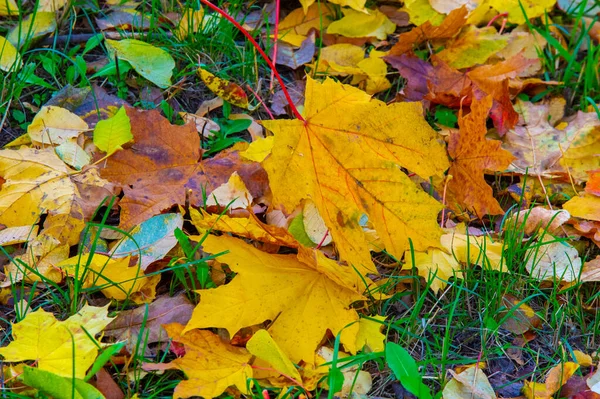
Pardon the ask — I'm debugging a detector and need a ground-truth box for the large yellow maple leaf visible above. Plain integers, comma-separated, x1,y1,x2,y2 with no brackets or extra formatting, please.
144,323,253,399
261,77,449,274
184,234,367,363
0,304,113,379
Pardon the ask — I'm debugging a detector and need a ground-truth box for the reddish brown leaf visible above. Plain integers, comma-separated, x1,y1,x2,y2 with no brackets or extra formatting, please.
468,55,538,134
385,54,471,106
100,107,267,228
446,96,515,217
388,7,468,55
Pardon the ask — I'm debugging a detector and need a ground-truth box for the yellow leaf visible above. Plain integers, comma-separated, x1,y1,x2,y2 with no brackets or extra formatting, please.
143,323,253,399
247,329,302,384
58,253,158,304
261,77,449,274
7,12,56,47
564,194,600,221
278,4,334,46
315,43,365,76
573,350,593,367
176,7,204,39
523,362,579,399
0,0,18,16
404,247,463,293
3,235,67,286
0,36,21,72
436,26,508,69
355,315,386,352
189,208,300,248
240,136,274,162
300,0,366,13
327,8,395,39
0,304,113,379
185,234,366,363
440,232,504,271
93,106,133,156
488,0,556,24
37,0,68,11
198,68,249,109
0,147,81,228
401,0,445,26
28,106,89,146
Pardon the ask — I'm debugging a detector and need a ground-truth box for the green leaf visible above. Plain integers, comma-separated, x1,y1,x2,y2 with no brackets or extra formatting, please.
93,106,133,156
105,38,175,88
84,342,125,382
21,367,105,399
288,213,316,247
385,342,432,399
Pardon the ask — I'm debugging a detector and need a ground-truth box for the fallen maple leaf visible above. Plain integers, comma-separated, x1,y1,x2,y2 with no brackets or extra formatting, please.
143,323,252,399
261,77,449,274
388,6,467,55
99,107,267,228
0,304,113,379
184,234,367,363
446,95,515,217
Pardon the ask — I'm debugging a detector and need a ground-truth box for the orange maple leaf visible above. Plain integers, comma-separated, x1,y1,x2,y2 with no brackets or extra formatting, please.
446,95,515,217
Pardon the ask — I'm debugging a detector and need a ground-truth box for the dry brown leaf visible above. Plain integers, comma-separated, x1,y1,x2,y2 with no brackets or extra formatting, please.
100,107,267,228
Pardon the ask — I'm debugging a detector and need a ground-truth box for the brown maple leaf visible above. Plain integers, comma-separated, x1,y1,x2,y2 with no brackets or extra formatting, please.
446,96,515,217
100,107,267,228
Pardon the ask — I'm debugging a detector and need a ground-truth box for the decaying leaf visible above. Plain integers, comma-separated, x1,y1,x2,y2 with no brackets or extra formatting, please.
525,239,582,282
0,304,113,379
185,234,367,363
262,77,449,274
278,3,333,46
198,68,249,109
104,295,194,354
143,323,252,399
443,367,495,399
504,207,570,235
